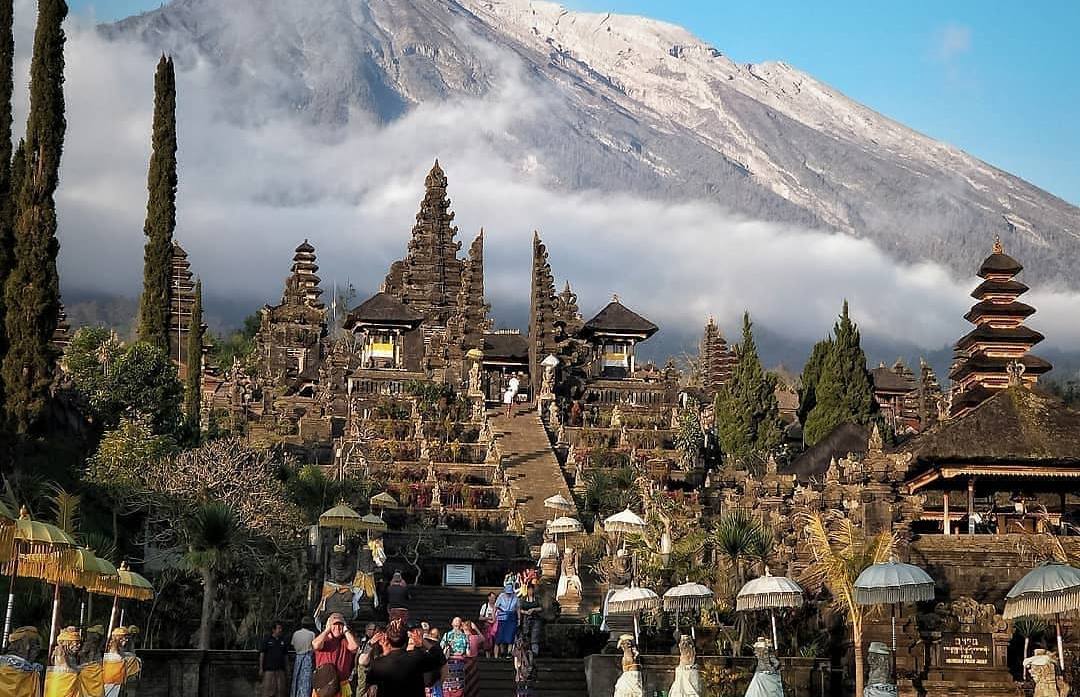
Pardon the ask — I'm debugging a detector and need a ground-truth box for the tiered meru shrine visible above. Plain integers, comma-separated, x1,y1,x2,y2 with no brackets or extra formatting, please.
169,162,1075,696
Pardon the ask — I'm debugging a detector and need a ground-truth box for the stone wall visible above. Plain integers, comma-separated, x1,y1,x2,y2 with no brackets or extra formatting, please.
584,655,830,697
136,650,261,697
910,534,1080,604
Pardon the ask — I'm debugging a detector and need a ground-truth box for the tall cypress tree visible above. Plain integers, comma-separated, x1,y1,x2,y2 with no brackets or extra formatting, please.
2,0,68,434
797,337,833,425
0,0,16,401
184,279,203,435
137,55,178,351
804,301,879,445
714,311,783,458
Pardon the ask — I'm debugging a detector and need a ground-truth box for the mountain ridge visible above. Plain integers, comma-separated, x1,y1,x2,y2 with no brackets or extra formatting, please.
103,0,1080,287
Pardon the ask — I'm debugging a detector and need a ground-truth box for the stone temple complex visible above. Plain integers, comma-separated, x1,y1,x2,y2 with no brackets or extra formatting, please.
168,162,1077,697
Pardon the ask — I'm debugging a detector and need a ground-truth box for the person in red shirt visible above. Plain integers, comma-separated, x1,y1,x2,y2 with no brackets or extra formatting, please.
312,613,359,697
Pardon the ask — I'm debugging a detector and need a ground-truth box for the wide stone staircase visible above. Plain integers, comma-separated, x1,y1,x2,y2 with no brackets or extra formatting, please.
477,657,588,697
491,404,577,539
402,584,503,629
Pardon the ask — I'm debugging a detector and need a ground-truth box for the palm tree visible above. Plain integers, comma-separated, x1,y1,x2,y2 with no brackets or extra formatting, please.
1014,615,1047,677
183,501,241,650
798,512,895,696
714,510,767,653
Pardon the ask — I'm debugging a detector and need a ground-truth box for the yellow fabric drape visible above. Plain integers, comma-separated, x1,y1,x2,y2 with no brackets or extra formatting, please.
102,657,124,686
0,663,41,697
77,662,104,697
44,668,80,697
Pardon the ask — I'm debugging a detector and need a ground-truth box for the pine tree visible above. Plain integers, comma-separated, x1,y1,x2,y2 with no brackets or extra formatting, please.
804,301,879,445
714,311,783,458
137,55,178,350
797,338,832,425
0,0,16,401
184,279,203,436
1,0,68,433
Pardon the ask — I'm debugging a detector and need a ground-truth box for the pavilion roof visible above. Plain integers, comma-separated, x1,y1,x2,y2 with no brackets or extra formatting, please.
345,292,424,328
581,299,658,339
899,386,1080,469
483,332,529,361
871,366,916,394
781,422,869,480
977,250,1023,278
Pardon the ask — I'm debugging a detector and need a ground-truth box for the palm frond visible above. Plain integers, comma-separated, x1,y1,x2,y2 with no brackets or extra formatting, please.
47,484,81,535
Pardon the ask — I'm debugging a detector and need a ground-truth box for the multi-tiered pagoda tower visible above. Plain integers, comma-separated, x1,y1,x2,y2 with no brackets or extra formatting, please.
949,238,1051,417
169,242,198,377
255,240,328,386
700,317,736,398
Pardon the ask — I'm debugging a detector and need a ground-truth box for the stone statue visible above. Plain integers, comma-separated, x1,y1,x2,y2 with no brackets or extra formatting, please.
468,359,482,395
0,626,43,697
611,548,633,587
863,642,897,697
539,532,559,560
431,480,442,508
104,626,142,694
669,634,703,697
614,634,643,697
1024,650,1067,697
420,439,431,463
328,544,353,585
78,626,105,665
500,482,515,508
744,637,783,697
540,362,555,398
51,627,82,671
319,544,359,622
611,404,623,429
547,398,560,426
557,547,583,600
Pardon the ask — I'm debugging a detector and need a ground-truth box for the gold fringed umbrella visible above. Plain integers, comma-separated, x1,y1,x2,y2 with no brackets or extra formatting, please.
319,502,365,530
0,500,15,564
107,562,154,637
54,549,119,647
2,508,77,647
358,513,388,533
370,492,399,510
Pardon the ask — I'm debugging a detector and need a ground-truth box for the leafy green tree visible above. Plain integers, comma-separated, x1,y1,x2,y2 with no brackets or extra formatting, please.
137,55,178,350
804,302,878,445
0,0,15,400
183,501,241,650
206,312,260,371
184,280,203,435
1,0,68,433
797,338,832,425
714,312,783,458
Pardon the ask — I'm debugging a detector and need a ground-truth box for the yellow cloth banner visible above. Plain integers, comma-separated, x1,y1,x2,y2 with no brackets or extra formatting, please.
44,669,80,697
77,662,104,697
0,664,41,697
122,656,141,683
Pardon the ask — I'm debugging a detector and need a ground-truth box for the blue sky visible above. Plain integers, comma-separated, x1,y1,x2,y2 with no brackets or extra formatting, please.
71,0,1080,205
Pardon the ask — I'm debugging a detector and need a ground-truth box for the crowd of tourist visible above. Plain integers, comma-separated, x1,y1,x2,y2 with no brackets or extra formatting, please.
259,570,546,697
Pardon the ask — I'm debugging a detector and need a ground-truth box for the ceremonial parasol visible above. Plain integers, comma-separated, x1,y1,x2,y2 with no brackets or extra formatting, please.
855,560,935,653
606,585,660,643
370,492,399,512
543,494,576,514
60,549,118,647
546,516,583,535
2,508,77,646
1003,561,1080,670
0,500,15,563
737,568,804,652
664,580,716,641
358,513,388,534
107,562,155,637
319,502,364,530
604,507,646,534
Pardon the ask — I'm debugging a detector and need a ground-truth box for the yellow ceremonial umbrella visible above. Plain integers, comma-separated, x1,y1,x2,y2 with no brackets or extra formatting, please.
45,548,118,650
319,501,364,530
106,562,154,637
2,508,78,647
0,499,15,564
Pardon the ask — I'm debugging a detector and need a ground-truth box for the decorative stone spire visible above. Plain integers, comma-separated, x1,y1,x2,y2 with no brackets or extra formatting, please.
446,230,492,381
386,160,464,328
917,357,942,430
700,316,736,397
555,281,583,336
528,231,560,381
949,239,1050,417
169,242,197,367
286,240,324,309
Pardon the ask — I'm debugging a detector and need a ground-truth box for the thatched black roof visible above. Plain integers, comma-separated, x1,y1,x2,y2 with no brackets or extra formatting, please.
971,278,1028,298
872,367,916,394
955,325,1045,349
344,292,424,328
483,332,529,361
901,386,1080,466
978,250,1023,278
581,300,658,339
949,353,1052,381
781,422,869,480
964,300,1035,322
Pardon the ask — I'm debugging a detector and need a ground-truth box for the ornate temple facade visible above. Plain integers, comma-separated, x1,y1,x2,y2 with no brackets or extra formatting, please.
699,317,736,398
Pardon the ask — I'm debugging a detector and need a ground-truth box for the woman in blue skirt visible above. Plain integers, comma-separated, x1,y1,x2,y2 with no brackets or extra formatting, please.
493,583,519,658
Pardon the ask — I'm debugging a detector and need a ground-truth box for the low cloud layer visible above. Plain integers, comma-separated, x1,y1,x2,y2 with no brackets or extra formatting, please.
11,3,1078,367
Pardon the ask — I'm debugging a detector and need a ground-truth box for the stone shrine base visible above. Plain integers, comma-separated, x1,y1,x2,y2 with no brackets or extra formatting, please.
584,655,829,697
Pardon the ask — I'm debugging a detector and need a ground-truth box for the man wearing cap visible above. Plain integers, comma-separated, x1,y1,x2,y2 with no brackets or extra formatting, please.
312,613,359,697
366,619,446,697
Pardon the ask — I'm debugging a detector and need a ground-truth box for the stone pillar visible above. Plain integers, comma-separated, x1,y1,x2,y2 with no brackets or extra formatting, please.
967,478,976,535
943,492,951,535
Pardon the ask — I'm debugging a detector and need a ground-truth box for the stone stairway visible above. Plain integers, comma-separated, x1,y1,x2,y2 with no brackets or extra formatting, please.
401,585,503,630
492,405,576,539
477,657,588,697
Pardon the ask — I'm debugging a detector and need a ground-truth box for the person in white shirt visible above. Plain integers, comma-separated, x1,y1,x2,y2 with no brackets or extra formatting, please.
289,617,317,697
504,374,521,417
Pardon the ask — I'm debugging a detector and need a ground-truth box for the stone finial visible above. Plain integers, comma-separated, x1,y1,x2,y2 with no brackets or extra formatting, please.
869,424,883,452
992,235,1004,255
1006,360,1026,387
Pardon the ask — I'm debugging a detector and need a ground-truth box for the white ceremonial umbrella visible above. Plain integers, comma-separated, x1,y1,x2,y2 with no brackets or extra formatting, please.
546,517,583,535
855,560,935,653
607,585,660,643
1004,561,1080,670
543,494,576,514
604,507,646,534
664,581,715,640
737,568,804,652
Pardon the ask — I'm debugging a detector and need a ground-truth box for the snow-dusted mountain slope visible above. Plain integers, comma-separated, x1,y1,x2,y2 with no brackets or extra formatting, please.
106,0,1080,285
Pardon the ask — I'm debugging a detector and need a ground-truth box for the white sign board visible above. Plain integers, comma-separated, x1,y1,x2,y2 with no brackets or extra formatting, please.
444,563,474,587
